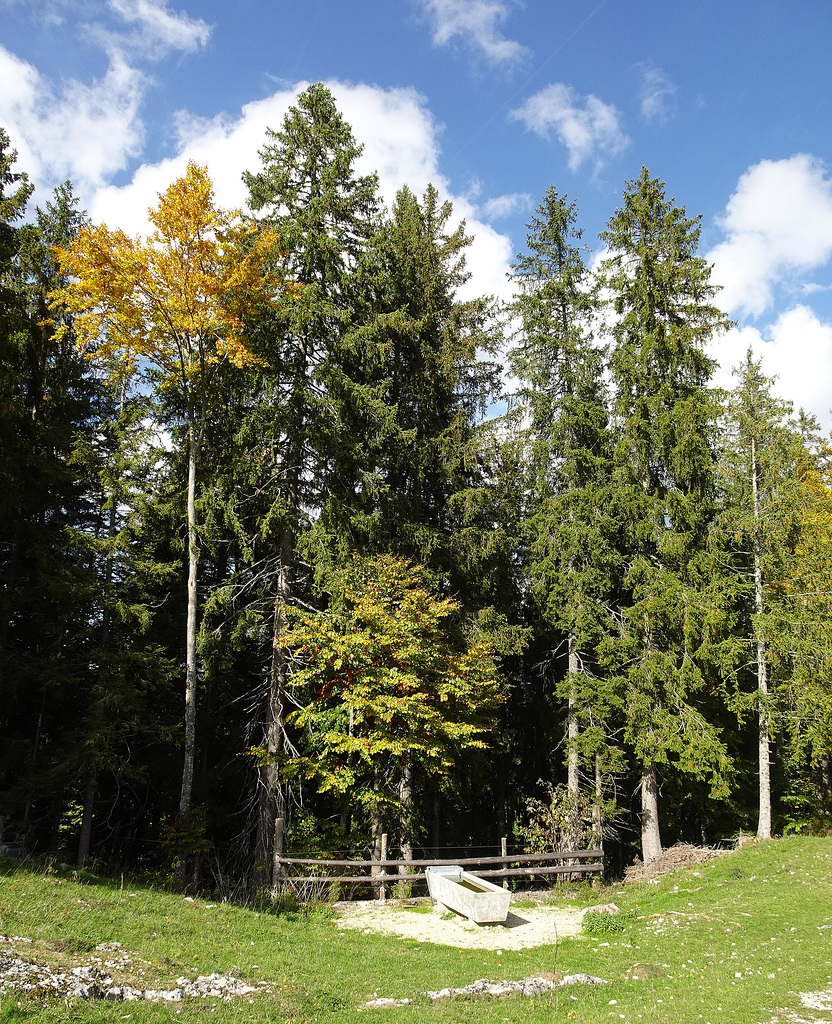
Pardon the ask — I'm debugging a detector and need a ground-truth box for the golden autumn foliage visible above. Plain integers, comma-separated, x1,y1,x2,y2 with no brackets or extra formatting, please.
275,555,504,812
46,161,286,822
49,160,281,387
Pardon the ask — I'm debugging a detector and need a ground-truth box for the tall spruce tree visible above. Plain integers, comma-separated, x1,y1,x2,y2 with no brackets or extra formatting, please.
360,184,514,854
0,129,34,711
242,84,382,882
508,187,620,811
359,184,503,580
0,160,109,850
719,350,808,839
600,168,732,862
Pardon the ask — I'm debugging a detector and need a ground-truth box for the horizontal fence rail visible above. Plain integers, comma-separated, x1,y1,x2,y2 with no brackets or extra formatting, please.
274,847,604,887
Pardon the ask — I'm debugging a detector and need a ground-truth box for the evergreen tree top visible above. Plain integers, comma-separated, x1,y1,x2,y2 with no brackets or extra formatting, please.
0,128,33,228
243,84,380,280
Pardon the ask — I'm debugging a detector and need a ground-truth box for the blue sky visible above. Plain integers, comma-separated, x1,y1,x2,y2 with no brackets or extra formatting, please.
3,0,832,428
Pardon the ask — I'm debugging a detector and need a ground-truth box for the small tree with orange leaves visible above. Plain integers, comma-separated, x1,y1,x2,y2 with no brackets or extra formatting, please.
51,162,281,825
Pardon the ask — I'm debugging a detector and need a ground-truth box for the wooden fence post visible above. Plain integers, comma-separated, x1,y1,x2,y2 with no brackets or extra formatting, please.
501,837,508,889
272,816,285,891
379,833,387,902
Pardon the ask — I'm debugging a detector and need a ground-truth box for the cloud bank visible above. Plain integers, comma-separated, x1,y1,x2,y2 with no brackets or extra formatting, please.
0,44,146,192
88,81,514,305
708,154,832,319
710,306,832,433
0,0,212,195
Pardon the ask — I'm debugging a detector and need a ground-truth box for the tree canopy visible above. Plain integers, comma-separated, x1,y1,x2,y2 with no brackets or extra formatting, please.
1,99,831,880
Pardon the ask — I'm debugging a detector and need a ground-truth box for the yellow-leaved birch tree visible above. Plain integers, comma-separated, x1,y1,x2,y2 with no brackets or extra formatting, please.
50,162,281,827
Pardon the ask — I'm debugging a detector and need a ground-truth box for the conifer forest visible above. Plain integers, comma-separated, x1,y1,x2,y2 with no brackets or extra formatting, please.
2,84,831,885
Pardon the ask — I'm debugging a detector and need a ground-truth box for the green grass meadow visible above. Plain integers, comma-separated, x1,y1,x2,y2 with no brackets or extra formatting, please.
1,836,831,1023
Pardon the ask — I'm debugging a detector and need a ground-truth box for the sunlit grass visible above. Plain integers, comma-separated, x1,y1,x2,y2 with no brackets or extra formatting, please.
1,836,831,1022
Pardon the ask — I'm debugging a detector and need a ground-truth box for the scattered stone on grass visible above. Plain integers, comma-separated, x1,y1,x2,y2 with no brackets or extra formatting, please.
359,972,608,1009
0,941,270,1003
758,984,832,1023
362,996,413,1008
424,973,608,1001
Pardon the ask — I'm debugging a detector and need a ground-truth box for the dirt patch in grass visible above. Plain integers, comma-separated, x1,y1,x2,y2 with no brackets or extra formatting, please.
333,898,582,949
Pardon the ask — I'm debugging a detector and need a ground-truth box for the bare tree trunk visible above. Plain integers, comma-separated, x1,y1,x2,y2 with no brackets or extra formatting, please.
814,756,832,807
23,688,48,825
592,753,603,849
641,764,662,863
756,633,771,841
370,817,385,898
77,768,96,867
431,789,441,853
255,532,292,888
179,421,199,821
0,537,19,692
253,325,307,879
592,754,604,886
567,633,580,795
272,816,285,889
80,433,121,872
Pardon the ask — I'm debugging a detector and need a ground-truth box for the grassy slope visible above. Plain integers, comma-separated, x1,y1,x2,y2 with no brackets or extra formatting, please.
1,836,831,1023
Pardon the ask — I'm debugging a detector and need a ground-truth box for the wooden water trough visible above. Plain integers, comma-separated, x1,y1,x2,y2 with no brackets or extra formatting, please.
425,864,512,924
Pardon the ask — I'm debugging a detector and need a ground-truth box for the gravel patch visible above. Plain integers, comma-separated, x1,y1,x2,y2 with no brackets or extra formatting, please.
334,898,583,949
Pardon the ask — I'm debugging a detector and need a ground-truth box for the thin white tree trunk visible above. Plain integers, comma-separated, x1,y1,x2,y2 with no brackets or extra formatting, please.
751,436,772,840
179,421,199,820
641,764,662,863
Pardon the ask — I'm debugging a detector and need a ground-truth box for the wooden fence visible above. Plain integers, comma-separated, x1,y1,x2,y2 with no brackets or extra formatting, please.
274,839,603,895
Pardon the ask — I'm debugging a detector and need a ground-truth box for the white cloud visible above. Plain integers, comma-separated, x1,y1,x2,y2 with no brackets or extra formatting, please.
709,305,832,433
481,191,531,220
1,0,69,27
510,83,629,172
416,0,527,65
107,0,212,57
91,82,442,229
88,80,515,306
708,154,832,319
0,0,211,198
0,44,145,194
639,66,676,124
